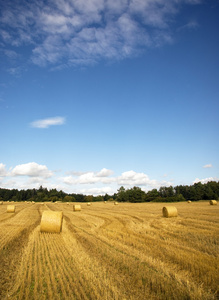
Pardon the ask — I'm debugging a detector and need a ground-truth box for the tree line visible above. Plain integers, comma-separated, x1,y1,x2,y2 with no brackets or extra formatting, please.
0,181,218,203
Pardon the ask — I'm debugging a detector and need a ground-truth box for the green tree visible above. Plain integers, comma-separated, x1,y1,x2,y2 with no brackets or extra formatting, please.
127,186,146,203
85,195,93,202
145,189,160,201
159,186,175,198
48,196,59,202
63,195,76,202
117,186,128,202
94,196,104,202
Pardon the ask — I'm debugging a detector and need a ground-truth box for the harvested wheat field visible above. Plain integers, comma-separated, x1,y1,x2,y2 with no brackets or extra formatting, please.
0,201,218,300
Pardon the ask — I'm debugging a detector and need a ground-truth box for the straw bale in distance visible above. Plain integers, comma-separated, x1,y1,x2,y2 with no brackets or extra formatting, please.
114,202,118,205
0,201,3,205
73,205,81,211
162,206,178,218
87,202,91,206
40,211,63,233
187,200,191,203
7,205,15,213
209,200,217,205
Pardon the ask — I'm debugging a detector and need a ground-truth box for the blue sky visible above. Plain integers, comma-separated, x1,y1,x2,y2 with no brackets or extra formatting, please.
0,0,218,195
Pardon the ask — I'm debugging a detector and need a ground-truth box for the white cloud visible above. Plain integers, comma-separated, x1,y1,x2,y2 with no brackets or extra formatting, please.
75,172,99,184
30,116,65,128
63,168,115,185
62,168,171,191
117,170,172,189
0,163,7,177
79,186,114,196
6,162,218,196
11,162,53,178
203,164,212,169
193,177,219,184
97,168,114,177
0,0,201,67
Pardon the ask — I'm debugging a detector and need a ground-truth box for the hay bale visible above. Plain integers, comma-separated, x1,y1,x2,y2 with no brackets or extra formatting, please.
7,205,15,213
209,200,217,205
87,202,91,206
162,206,178,218
0,201,3,205
187,200,191,203
114,201,118,205
40,211,63,233
73,204,81,211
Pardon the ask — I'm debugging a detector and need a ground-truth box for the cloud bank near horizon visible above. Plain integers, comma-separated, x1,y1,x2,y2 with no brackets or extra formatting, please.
1,161,217,196
0,0,201,68
0,162,172,195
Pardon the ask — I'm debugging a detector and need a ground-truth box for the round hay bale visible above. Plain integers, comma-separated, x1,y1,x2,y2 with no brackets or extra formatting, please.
0,201,3,205
87,202,91,206
7,205,15,213
73,204,81,211
162,206,178,218
187,200,191,203
209,200,217,205
40,211,63,233
114,201,118,205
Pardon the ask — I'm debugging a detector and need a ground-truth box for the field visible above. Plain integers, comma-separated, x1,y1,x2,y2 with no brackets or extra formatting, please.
0,201,218,300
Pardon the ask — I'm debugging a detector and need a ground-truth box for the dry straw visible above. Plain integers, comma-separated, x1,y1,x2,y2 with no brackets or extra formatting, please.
114,202,118,205
40,211,63,233
209,200,217,205
162,206,178,218
7,205,15,213
87,202,91,206
187,200,191,203
0,201,3,205
73,204,81,211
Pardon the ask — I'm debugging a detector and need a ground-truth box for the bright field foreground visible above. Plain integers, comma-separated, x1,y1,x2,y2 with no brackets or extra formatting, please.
0,201,218,300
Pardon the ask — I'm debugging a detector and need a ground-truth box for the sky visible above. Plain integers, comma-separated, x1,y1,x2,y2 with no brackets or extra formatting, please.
0,0,219,196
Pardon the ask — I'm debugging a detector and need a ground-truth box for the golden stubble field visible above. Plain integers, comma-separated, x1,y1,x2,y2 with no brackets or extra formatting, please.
0,201,218,300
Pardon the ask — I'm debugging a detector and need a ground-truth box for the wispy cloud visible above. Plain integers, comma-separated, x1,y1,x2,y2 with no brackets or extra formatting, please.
177,20,199,31
30,116,66,128
203,164,213,168
0,0,201,68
